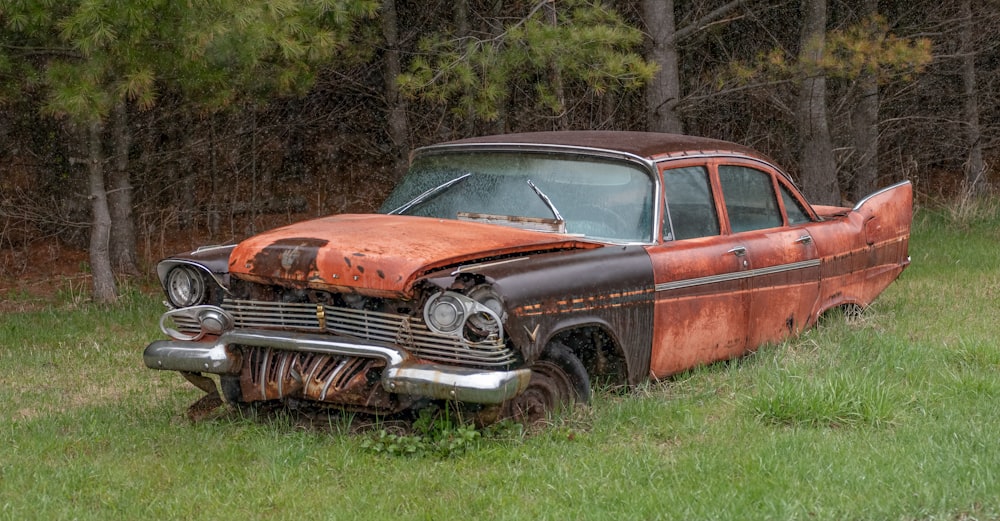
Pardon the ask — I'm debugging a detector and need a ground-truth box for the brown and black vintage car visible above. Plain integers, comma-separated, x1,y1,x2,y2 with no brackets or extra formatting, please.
144,131,912,422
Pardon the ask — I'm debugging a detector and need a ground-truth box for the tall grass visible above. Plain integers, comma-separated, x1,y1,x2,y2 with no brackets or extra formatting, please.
2,205,1000,520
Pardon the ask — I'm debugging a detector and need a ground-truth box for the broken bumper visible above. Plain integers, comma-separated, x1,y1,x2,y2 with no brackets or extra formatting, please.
144,329,530,404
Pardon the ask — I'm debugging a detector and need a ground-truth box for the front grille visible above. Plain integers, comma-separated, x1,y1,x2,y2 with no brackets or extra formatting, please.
240,347,383,403
197,299,516,368
168,313,200,332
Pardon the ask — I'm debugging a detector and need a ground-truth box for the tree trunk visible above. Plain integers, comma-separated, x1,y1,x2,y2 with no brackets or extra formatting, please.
642,0,684,134
796,0,839,205
488,0,507,134
108,102,139,276
545,1,568,130
208,115,221,237
848,0,879,202
176,111,197,231
82,121,119,303
454,0,475,137
959,0,985,197
381,0,410,180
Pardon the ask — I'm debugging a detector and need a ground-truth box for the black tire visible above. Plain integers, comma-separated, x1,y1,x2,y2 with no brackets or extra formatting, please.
220,375,262,418
219,375,243,404
503,342,591,424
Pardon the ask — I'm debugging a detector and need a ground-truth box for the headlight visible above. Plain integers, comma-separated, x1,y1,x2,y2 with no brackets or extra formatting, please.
423,289,505,342
466,285,504,338
165,265,207,308
424,293,467,335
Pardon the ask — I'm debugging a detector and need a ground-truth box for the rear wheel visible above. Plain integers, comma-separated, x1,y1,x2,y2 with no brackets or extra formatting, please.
503,342,590,424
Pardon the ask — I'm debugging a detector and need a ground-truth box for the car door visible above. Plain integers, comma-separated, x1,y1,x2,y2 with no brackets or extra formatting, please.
646,162,752,378
716,164,821,348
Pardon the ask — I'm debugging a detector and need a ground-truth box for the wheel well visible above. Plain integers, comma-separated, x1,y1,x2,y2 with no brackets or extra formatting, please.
550,326,628,389
818,302,867,324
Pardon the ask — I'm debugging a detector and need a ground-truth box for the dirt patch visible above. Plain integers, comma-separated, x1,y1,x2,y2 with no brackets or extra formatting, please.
14,408,41,422
0,240,93,311
0,212,332,310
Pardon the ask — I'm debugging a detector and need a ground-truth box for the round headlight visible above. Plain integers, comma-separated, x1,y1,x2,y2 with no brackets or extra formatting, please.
165,265,207,308
466,286,504,337
424,293,466,335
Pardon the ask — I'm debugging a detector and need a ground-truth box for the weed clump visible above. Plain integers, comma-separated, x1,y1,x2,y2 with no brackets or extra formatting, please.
360,405,523,458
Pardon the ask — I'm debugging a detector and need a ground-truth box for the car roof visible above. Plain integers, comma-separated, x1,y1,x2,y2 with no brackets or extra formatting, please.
426,131,769,163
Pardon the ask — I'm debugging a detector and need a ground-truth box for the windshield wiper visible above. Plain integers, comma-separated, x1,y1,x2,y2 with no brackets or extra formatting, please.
526,179,564,222
388,173,472,215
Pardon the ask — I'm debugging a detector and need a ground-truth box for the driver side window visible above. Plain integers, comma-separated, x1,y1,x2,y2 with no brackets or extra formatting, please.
779,183,812,225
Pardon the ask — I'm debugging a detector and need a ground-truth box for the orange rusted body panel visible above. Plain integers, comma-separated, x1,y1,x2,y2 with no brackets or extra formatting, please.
228,213,600,298
647,236,751,376
807,182,912,318
647,176,911,379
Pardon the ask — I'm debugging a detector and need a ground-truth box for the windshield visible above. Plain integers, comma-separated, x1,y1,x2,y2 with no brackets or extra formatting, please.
379,150,655,243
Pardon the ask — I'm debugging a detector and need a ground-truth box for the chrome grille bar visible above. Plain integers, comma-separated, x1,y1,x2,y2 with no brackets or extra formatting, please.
225,301,323,330
213,299,516,367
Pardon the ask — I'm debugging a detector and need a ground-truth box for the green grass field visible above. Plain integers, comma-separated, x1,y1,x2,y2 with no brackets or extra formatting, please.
2,206,999,520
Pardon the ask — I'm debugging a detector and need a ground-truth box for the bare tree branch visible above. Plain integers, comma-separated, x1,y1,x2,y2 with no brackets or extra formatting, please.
673,0,752,43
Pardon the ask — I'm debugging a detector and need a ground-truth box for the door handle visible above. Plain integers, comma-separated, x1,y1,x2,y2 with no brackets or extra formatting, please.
795,235,813,245
727,246,747,257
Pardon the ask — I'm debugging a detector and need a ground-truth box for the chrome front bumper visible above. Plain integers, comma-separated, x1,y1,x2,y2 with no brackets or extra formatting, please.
144,329,531,404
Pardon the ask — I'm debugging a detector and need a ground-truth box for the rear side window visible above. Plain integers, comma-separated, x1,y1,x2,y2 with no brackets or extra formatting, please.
719,165,782,233
663,166,719,240
779,184,812,225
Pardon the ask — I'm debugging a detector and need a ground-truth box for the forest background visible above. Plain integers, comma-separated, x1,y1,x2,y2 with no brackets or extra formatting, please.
0,0,994,303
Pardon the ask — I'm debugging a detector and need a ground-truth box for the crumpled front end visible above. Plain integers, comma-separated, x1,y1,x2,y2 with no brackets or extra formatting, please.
145,327,530,410
145,247,539,413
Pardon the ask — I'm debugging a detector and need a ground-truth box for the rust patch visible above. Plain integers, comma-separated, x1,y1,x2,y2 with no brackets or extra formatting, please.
247,238,328,281
227,213,599,295
238,347,396,409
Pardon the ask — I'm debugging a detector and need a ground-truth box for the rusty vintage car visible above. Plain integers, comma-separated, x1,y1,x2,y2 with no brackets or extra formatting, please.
144,131,912,422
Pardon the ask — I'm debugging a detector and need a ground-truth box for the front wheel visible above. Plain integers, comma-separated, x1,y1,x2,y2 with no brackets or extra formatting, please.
502,342,590,424
219,375,272,418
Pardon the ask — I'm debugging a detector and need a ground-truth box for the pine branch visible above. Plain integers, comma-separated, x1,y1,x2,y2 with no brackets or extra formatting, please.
0,45,81,60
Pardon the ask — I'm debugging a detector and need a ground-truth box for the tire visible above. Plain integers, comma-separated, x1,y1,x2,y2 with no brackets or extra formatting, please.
502,342,591,424
220,375,262,418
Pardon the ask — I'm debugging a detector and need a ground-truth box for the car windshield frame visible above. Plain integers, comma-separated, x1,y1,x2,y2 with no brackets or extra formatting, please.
379,148,660,244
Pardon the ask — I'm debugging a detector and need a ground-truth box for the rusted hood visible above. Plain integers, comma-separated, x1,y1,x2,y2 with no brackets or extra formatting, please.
228,214,600,297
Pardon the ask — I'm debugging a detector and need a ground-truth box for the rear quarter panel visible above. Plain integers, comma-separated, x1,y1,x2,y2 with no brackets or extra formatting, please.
806,181,912,319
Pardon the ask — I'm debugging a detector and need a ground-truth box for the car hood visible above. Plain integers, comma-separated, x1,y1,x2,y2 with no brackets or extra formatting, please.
228,213,601,297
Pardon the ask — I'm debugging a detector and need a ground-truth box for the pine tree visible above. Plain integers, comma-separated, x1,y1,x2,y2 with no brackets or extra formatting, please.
396,0,655,130
0,0,378,302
